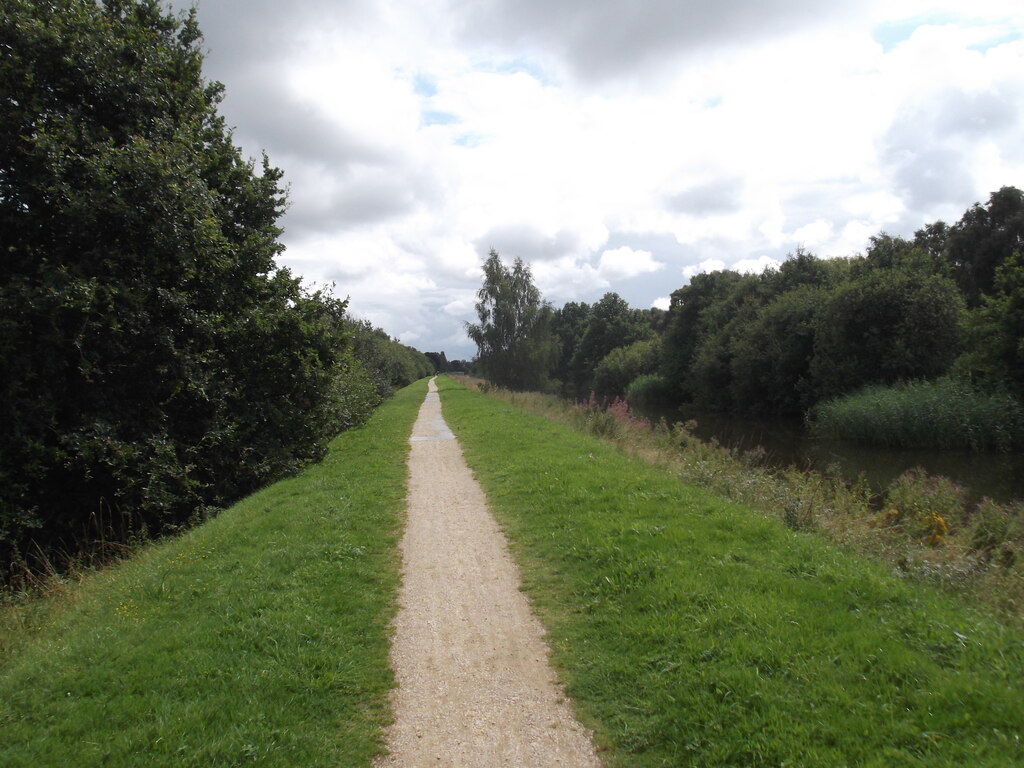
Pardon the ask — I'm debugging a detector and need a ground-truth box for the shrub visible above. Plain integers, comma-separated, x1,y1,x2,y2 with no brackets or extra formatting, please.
625,374,675,409
592,338,660,399
882,469,965,545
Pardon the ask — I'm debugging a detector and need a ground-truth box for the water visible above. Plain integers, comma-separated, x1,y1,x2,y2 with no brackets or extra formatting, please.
635,405,1024,505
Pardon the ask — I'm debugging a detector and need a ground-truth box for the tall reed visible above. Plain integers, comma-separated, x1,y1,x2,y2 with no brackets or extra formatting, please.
808,376,1024,451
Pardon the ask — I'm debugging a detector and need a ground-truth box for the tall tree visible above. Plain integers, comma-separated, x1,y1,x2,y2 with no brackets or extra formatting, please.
956,253,1024,396
810,270,965,400
569,292,652,394
466,250,556,390
0,0,369,574
946,186,1024,305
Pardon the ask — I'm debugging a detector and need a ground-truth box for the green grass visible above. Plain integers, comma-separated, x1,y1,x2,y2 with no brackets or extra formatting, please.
0,378,427,768
809,377,1024,451
436,376,1024,767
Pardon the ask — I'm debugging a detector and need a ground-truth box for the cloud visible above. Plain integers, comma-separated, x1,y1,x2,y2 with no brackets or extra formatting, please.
473,226,582,262
683,258,727,278
459,0,863,83
597,247,664,280
791,219,835,247
163,0,1024,361
732,255,783,274
667,178,745,217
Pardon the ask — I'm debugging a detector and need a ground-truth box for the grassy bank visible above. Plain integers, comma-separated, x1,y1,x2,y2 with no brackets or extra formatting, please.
459,376,1023,626
809,377,1024,452
0,379,426,767
437,376,1023,767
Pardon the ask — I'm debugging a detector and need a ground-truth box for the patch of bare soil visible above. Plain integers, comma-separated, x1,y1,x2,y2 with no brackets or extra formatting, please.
375,379,601,768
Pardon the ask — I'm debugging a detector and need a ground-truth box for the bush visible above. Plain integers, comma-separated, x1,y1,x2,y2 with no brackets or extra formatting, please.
810,270,965,400
625,374,675,409
592,338,660,399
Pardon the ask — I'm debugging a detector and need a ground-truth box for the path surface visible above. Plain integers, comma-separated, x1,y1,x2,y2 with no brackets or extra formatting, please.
375,379,601,768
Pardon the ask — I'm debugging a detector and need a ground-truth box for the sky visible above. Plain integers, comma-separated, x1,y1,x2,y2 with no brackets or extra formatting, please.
174,0,1024,360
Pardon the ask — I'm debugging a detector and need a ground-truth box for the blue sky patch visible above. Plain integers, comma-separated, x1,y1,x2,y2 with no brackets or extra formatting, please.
412,73,438,97
873,14,957,52
422,109,459,127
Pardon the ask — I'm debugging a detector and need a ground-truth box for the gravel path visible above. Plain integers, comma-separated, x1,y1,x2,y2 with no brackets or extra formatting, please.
375,379,601,768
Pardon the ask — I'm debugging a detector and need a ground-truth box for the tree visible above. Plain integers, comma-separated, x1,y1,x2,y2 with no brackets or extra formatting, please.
551,301,591,397
810,270,965,400
466,250,557,390
0,0,374,575
569,292,653,394
592,338,660,400
946,186,1024,305
729,286,827,416
956,252,1024,396
659,270,746,401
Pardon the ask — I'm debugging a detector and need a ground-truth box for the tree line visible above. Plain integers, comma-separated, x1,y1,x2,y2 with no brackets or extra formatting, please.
469,185,1024,421
1,0,433,581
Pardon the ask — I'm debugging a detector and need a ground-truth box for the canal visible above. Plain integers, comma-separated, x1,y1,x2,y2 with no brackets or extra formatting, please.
635,406,1024,506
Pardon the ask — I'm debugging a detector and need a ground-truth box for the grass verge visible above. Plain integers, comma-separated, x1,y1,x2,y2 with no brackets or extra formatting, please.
437,376,1024,767
0,378,426,768
456,376,1023,628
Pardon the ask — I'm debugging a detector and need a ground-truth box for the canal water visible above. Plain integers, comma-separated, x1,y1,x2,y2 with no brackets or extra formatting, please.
634,405,1024,506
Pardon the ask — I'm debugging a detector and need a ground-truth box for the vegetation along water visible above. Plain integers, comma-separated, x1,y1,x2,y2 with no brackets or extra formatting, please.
632,402,1024,506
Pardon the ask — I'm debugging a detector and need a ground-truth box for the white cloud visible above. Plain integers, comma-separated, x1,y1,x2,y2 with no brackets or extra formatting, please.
792,220,834,247
652,296,672,311
732,255,784,275
175,0,1024,359
597,247,664,280
683,258,728,279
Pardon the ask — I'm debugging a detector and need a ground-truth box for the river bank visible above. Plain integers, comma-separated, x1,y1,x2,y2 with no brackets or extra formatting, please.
653,405,1024,506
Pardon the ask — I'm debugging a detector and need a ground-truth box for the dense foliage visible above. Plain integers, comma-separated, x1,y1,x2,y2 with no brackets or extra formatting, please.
0,0,430,580
470,187,1024,446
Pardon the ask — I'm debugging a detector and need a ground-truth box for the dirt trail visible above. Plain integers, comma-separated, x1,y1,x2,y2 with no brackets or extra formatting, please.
375,379,601,768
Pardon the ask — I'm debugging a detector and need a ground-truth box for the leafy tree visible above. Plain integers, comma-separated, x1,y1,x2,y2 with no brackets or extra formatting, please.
810,270,965,400
0,0,377,575
679,273,764,411
955,253,1024,396
914,220,951,263
762,248,843,294
551,301,591,397
946,186,1024,305
592,338,661,400
569,292,653,394
466,250,557,390
729,286,827,416
425,351,448,373
659,270,746,401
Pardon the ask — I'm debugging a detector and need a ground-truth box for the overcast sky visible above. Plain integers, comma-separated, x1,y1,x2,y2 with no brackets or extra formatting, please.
176,0,1023,359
